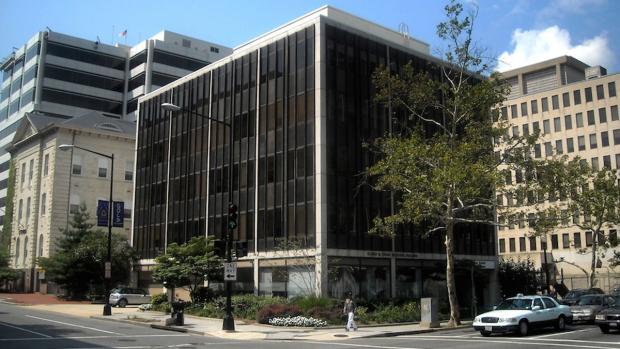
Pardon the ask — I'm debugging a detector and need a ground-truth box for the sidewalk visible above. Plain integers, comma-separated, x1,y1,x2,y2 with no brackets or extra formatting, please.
91,309,472,341
0,293,472,341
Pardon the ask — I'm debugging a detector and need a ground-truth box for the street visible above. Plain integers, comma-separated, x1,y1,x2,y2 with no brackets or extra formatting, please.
0,302,618,349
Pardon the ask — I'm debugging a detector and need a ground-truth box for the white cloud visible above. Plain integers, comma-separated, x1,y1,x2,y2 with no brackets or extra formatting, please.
496,26,614,72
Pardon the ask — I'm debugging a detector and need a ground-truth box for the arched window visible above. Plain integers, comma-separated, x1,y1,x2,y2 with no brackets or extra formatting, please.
38,234,44,257
14,237,20,266
23,236,28,264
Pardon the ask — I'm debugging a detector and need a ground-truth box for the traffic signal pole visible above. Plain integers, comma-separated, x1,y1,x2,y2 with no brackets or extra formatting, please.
222,122,235,332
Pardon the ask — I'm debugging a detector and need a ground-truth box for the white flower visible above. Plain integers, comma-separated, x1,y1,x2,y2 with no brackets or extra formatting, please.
268,316,327,327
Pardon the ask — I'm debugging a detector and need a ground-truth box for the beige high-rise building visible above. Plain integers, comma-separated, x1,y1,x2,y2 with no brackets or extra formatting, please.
7,111,135,292
497,56,619,291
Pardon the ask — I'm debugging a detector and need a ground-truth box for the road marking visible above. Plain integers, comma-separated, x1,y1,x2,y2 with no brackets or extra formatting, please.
296,340,425,349
0,334,191,341
530,329,591,339
25,315,122,335
393,336,618,349
0,320,53,338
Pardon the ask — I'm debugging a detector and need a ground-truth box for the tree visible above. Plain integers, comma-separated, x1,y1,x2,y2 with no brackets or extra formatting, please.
532,159,620,288
38,204,137,298
368,1,520,326
273,239,318,297
1,161,15,253
498,259,542,298
0,250,18,289
152,236,221,303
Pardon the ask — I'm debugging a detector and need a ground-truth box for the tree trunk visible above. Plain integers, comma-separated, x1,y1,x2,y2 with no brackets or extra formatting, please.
590,231,598,288
445,221,460,326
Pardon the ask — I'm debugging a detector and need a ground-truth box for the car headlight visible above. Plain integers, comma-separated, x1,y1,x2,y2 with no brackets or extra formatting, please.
596,314,606,320
474,316,481,322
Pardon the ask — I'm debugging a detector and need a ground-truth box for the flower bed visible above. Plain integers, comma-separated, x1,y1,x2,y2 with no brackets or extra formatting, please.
269,315,328,327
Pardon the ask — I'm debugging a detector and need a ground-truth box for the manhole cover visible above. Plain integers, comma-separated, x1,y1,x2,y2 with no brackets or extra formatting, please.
334,334,348,337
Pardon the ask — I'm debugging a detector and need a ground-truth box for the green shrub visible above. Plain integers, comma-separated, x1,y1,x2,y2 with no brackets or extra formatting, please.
190,287,216,303
306,306,343,324
257,304,302,324
185,302,223,318
291,296,335,313
151,302,171,313
150,293,168,305
355,306,370,324
370,302,420,323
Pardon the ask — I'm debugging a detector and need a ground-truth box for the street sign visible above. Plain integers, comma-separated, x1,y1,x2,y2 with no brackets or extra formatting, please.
113,201,124,227
223,262,237,281
97,200,109,227
105,261,111,279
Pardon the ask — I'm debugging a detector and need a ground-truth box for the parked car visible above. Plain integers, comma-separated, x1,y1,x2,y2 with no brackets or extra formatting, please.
595,302,620,333
109,287,151,307
561,288,605,306
473,295,572,336
570,294,616,323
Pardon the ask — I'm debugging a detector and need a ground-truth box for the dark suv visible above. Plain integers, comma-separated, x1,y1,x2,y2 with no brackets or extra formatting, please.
561,288,604,306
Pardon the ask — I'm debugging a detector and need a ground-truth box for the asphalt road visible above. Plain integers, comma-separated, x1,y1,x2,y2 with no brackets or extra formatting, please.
0,301,618,349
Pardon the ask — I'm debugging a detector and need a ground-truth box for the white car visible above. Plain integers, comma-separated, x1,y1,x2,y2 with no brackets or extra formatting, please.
473,295,573,336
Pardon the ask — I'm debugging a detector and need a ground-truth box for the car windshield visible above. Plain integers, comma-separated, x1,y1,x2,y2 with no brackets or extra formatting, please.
495,298,533,310
577,296,602,305
110,288,120,293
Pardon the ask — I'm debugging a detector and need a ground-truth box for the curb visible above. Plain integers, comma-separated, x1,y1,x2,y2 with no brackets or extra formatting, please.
91,315,209,336
359,324,472,339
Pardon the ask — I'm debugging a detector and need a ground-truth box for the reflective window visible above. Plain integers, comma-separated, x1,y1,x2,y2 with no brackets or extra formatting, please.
596,84,605,100
573,90,581,104
25,42,40,62
23,64,37,84
46,41,125,70
585,87,593,102
153,49,208,71
42,88,121,114
44,64,124,92
609,82,616,97
129,50,147,70
128,73,145,91
599,107,607,123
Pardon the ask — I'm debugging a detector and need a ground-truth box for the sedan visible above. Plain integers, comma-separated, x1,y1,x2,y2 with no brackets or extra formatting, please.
473,295,572,336
570,294,616,323
595,303,620,333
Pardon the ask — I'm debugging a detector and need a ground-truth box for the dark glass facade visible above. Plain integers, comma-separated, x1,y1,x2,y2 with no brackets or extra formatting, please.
135,22,494,263
135,26,315,258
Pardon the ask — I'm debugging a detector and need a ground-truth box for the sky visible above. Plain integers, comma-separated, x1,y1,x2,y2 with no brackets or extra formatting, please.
0,0,618,73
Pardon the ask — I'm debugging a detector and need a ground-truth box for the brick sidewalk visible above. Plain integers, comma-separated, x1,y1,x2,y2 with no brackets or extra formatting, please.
0,293,90,305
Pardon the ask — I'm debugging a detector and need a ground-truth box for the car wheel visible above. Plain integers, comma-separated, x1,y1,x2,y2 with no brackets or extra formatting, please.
599,325,610,334
518,320,529,336
480,331,491,337
555,316,566,331
118,299,128,308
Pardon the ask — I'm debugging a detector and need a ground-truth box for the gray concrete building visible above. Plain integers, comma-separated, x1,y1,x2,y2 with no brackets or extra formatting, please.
0,30,232,234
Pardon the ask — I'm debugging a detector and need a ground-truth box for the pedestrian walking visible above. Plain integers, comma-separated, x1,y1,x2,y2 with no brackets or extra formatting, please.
343,291,358,332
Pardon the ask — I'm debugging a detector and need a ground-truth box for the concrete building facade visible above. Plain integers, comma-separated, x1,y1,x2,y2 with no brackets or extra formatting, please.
0,30,232,233
134,6,499,308
497,56,620,291
7,111,136,292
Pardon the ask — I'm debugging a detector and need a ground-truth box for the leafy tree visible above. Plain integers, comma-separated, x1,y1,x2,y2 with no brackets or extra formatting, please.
152,236,221,303
498,259,542,298
531,159,620,288
367,1,522,326
38,204,137,298
1,161,15,253
0,250,18,288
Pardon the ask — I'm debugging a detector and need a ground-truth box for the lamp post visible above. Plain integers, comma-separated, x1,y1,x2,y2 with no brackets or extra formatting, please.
59,144,114,316
540,234,550,294
161,103,235,331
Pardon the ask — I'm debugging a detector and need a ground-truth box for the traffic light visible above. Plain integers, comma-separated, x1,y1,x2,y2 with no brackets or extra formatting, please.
213,239,226,258
235,241,248,258
228,203,238,230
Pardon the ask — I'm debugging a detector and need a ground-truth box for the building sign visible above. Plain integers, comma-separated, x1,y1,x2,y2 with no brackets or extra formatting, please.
475,260,496,270
97,200,124,227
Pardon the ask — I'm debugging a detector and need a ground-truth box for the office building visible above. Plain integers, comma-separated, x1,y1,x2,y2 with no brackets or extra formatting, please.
497,56,620,290
133,6,498,306
7,111,136,292
0,30,232,234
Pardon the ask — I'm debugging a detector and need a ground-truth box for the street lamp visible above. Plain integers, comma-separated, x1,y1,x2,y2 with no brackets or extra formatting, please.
59,144,114,316
540,234,550,294
161,102,235,331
